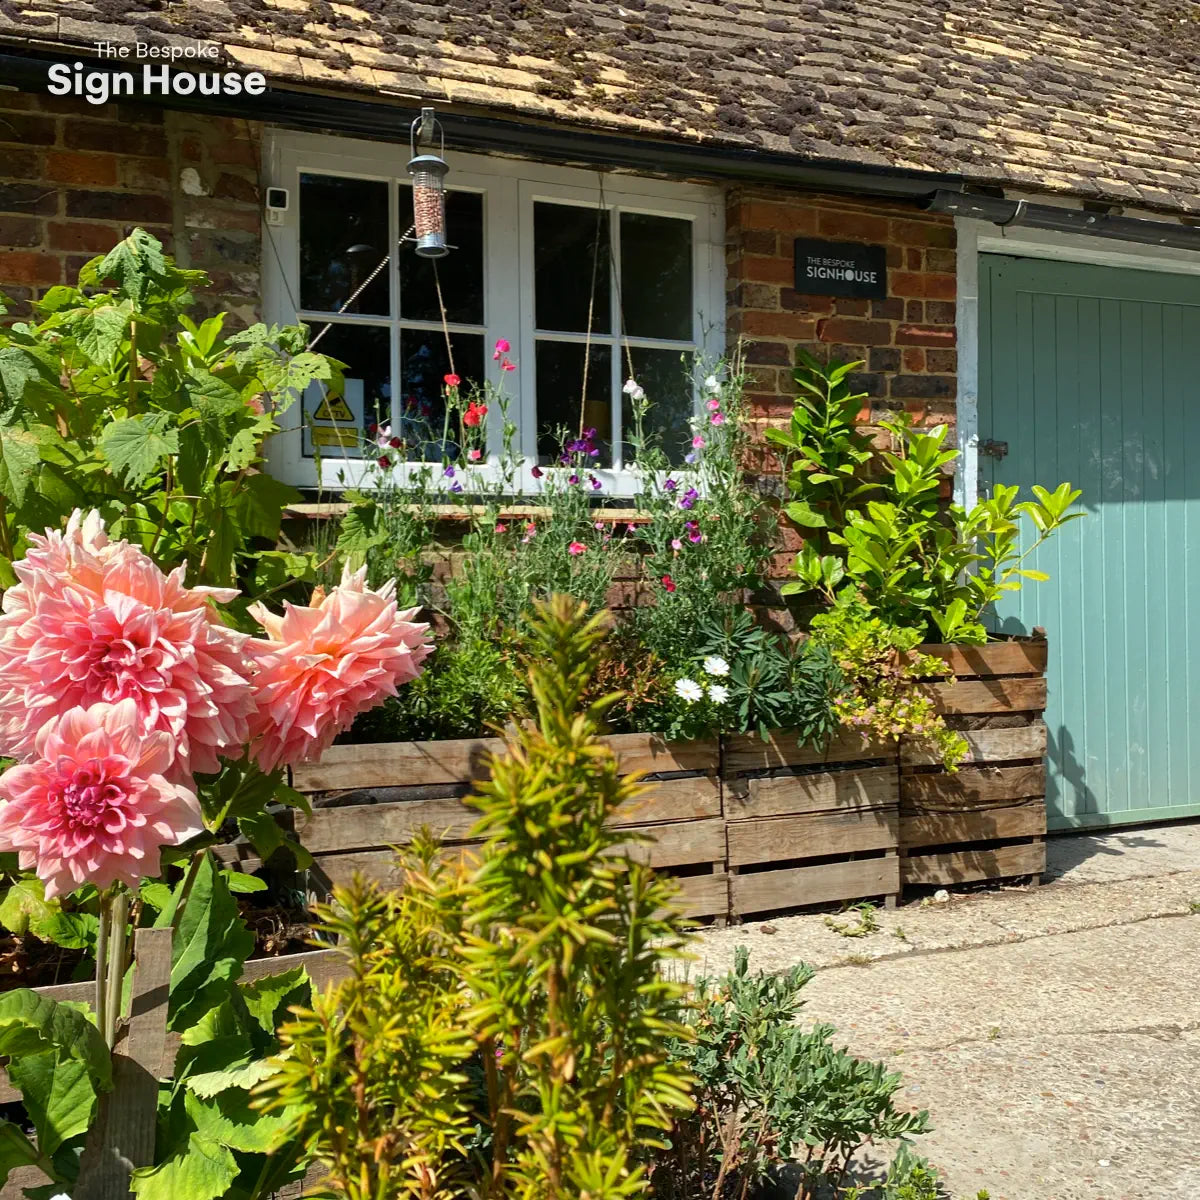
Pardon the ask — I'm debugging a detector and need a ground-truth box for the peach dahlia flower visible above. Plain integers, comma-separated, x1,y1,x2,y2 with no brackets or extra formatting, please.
0,510,256,776
0,699,202,897
246,564,431,772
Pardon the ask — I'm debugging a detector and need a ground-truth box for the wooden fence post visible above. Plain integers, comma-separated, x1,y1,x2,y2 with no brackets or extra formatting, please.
75,927,173,1200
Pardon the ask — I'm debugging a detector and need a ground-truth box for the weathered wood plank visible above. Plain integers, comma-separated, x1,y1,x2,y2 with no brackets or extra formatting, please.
295,734,718,793
617,818,728,869
672,872,730,918
929,677,1047,715
902,764,1045,808
731,856,900,917
726,807,898,868
722,728,894,775
918,641,1047,679
312,843,483,890
298,776,724,853
901,800,1046,850
901,839,1046,886
725,765,897,821
901,722,1047,767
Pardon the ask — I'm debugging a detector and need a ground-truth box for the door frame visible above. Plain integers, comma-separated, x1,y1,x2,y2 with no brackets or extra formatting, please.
954,214,1200,507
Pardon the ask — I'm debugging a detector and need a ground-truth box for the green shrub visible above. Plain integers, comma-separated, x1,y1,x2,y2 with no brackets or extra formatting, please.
260,597,694,1198
653,947,930,1200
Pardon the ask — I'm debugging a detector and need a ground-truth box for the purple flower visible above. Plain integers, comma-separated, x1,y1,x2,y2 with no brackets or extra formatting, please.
678,486,699,512
568,473,580,485
589,474,602,491
444,466,456,478
685,452,698,465
689,529,703,543
451,482,463,493
531,465,544,478
664,478,678,492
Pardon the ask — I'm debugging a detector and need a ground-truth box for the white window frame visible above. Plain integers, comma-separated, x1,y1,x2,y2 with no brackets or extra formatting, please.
262,129,725,493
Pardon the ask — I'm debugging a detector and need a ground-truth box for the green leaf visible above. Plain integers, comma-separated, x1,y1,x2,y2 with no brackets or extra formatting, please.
0,990,111,1092
0,347,47,406
783,501,827,529
186,1054,278,1100
77,301,132,366
1014,568,1050,582
0,878,97,951
0,424,41,507
336,500,389,557
240,967,309,1037
232,472,299,541
0,1120,53,1188
236,811,313,870
223,871,267,895
99,413,179,486
130,1135,238,1200
8,1051,96,1156
167,853,255,1032
184,1088,295,1154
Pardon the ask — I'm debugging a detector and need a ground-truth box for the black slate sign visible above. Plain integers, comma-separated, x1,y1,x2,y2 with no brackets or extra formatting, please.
794,238,888,299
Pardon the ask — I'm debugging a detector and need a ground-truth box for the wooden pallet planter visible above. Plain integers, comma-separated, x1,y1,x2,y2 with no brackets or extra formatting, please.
291,732,730,919
720,728,901,919
899,639,1049,888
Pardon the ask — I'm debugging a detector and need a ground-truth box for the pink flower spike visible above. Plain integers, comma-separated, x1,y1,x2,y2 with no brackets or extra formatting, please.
706,398,721,412
467,448,482,461
0,699,202,898
567,541,587,555
692,435,706,449
246,564,431,773
492,338,511,358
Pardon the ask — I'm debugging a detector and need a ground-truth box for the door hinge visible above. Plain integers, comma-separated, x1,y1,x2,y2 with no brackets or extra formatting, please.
979,439,1008,460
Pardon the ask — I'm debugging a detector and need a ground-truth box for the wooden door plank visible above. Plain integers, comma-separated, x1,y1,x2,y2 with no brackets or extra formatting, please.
901,800,1046,849
726,765,897,821
731,856,900,917
901,722,1047,767
726,807,897,868
902,764,1045,807
901,839,1046,886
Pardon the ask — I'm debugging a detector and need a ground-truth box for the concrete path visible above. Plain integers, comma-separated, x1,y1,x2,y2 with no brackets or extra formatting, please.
691,824,1200,1200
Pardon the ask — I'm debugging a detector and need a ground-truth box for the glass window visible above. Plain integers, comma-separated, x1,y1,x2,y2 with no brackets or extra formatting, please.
620,213,693,340
534,202,611,334
299,173,390,316
400,189,484,325
398,331,485,462
301,322,390,460
535,342,613,465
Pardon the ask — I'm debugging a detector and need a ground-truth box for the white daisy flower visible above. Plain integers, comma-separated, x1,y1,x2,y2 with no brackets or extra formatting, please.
674,677,703,703
708,683,730,704
703,655,730,677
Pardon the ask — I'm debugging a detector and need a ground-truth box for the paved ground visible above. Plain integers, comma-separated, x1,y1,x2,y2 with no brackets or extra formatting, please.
692,823,1200,1200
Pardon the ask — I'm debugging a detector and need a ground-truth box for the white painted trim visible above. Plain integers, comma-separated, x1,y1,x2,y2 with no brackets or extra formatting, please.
955,215,1200,507
260,128,724,493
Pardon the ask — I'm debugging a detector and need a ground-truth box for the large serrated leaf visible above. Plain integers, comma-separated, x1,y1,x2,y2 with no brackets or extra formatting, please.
0,990,111,1091
130,1134,238,1200
8,1052,97,1156
183,1088,295,1153
99,413,178,486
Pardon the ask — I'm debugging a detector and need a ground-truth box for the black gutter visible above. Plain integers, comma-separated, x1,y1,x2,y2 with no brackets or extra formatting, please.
929,190,1200,253
0,47,960,201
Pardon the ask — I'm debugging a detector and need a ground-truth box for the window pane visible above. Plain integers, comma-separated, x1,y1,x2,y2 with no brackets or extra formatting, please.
534,202,611,334
399,189,484,325
535,340,613,466
620,213,693,340
621,347,694,466
398,330,485,462
302,322,391,459
299,174,390,316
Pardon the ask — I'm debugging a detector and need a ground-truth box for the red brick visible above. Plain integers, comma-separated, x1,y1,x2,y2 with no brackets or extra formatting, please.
926,348,958,373
0,216,40,248
779,289,835,315
730,282,779,311
926,248,957,273
905,247,921,270
120,158,171,190
66,190,170,223
742,255,796,285
739,201,817,236
0,251,61,286
869,347,901,372
890,374,956,399
64,124,167,159
214,172,258,203
211,139,259,168
887,245,904,268
0,113,56,148
891,271,956,300
896,324,956,348
44,150,120,187
745,339,792,366
817,208,889,242
871,297,904,320
902,347,925,372
739,228,778,255
905,300,923,321
890,218,956,248
926,300,956,326
47,220,121,252
740,310,818,338
0,182,57,216
0,150,41,182
834,297,870,316
817,317,892,346
848,371,885,397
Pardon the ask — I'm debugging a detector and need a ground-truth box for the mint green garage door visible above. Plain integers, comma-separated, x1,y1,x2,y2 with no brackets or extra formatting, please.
980,254,1200,830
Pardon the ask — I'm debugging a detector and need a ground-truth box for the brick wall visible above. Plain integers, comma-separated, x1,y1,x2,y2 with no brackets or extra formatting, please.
726,185,957,433
0,93,261,324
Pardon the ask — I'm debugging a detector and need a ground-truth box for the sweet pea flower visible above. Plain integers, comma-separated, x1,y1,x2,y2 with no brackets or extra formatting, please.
492,338,511,358
661,574,676,592
444,373,461,388
451,482,463,493
567,541,586,555
622,378,645,402
711,412,726,426
568,473,580,485
462,401,487,428
706,398,721,412
685,452,698,465
0,699,203,897
531,465,544,479
468,448,482,462
378,456,391,469
692,434,706,449
444,466,456,478
388,436,403,450
375,424,393,448
664,478,678,492
247,564,431,772
500,358,516,372
495,522,508,534
704,374,719,392
589,475,602,491
671,538,682,551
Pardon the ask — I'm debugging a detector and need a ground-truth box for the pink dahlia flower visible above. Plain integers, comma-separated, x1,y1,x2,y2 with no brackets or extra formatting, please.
246,565,431,772
0,510,256,777
0,699,202,897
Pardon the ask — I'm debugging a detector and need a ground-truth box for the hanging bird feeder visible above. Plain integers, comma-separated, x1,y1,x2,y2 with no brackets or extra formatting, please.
408,108,450,258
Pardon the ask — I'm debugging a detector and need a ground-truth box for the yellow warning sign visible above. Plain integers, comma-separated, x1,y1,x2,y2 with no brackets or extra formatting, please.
312,395,355,422
311,425,358,449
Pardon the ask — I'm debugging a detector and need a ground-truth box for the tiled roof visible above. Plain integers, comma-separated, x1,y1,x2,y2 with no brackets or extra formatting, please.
4,0,1200,213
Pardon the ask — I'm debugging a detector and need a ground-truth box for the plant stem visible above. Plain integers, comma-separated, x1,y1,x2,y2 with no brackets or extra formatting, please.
94,890,111,1042
104,891,130,1048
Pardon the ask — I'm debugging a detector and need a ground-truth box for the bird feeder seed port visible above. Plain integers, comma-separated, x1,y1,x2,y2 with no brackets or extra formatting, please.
408,109,449,259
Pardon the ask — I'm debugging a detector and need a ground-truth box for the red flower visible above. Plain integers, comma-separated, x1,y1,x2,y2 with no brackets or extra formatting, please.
462,401,488,428
661,575,676,593
378,455,391,468
568,541,587,556
388,436,403,450
444,373,461,388
530,465,544,478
